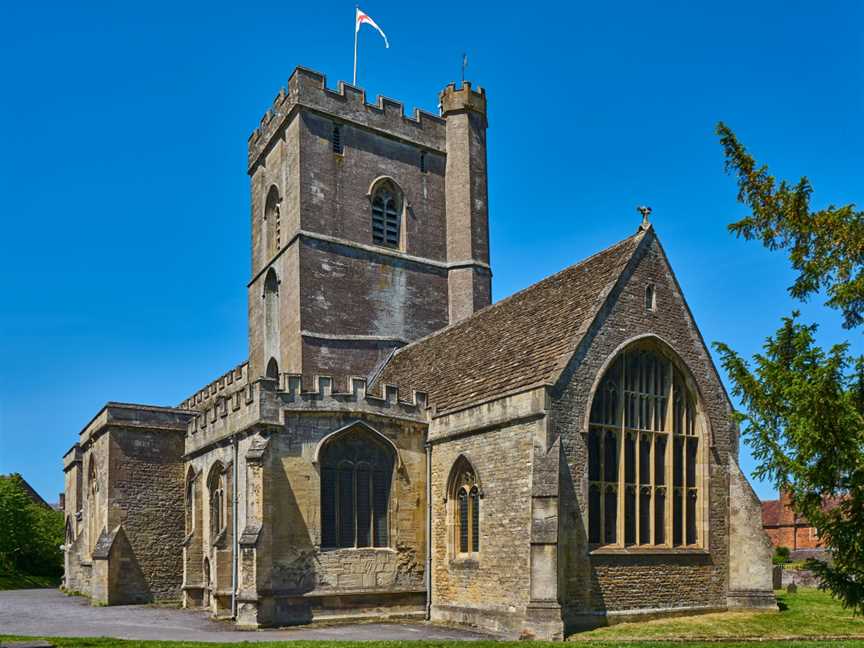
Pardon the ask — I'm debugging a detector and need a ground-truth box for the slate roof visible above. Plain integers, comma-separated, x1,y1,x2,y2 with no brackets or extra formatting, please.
373,229,648,414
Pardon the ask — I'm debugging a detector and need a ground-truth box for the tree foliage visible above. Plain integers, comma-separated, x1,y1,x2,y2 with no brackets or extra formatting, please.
716,122,864,329
0,475,64,579
713,123,864,613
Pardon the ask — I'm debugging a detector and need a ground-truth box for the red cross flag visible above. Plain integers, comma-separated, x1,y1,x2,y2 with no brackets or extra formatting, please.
353,8,389,85
356,8,389,48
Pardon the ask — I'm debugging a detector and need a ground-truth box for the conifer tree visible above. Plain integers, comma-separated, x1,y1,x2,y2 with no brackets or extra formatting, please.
713,123,864,612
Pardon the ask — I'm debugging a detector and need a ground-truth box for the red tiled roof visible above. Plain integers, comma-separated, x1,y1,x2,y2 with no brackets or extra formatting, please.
373,229,647,414
762,499,781,526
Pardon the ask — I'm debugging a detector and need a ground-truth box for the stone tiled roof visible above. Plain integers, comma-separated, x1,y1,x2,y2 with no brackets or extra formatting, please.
373,229,647,414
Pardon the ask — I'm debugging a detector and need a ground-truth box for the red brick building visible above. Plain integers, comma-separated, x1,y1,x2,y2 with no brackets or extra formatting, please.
761,490,840,553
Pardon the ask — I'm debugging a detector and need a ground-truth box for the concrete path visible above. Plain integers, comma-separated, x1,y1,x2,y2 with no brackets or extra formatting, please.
0,589,493,642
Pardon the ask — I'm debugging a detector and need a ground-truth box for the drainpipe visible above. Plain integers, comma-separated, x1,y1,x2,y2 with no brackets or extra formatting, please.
425,440,432,621
231,435,239,619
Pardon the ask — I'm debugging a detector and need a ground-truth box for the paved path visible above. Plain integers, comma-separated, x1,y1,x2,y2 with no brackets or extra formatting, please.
0,589,493,642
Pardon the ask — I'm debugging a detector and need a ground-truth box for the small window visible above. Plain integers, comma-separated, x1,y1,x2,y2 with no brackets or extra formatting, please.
645,284,656,312
332,123,343,154
266,357,279,381
264,185,281,259
448,456,481,556
420,151,427,173
208,464,226,540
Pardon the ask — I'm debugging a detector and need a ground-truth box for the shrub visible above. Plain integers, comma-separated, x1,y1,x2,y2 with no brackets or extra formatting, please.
0,475,63,579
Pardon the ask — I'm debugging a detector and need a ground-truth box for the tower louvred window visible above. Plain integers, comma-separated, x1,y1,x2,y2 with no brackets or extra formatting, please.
587,343,703,549
371,184,401,247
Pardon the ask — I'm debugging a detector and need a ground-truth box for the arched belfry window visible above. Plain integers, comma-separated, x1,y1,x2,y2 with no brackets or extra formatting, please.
266,357,279,381
370,180,402,248
264,185,281,259
448,456,481,556
320,426,395,549
587,341,703,548
207,463,226,540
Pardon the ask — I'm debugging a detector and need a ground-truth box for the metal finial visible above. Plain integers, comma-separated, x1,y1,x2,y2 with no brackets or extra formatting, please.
637,205,652,230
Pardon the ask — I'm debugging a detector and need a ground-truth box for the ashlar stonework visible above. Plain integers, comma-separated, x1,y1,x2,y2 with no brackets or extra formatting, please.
61,65,774,640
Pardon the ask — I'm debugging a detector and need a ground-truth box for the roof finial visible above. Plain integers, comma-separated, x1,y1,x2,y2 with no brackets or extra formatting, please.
637,205,652,231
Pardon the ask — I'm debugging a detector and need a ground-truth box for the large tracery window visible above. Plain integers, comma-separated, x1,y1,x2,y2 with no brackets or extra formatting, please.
320,427,394,549
587,343,703,549
371,182,401,248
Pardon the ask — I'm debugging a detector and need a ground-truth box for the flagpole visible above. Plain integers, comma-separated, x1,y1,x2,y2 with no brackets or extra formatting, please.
352,6,358,85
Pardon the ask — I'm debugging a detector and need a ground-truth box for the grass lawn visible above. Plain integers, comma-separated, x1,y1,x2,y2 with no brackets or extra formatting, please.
0,571,59,590
571,588,864,641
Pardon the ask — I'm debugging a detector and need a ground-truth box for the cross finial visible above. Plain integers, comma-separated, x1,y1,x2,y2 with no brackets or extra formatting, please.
637,205,652,231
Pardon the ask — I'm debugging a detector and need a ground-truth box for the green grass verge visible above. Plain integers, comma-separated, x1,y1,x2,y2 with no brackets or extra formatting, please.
570,588,864,641
0,571,59,590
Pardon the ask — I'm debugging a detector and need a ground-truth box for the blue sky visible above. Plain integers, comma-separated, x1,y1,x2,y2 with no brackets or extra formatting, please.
1,1,861,503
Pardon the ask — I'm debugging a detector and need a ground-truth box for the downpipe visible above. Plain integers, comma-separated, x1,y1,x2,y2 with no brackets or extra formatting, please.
425,441,432,621
231,435,239,620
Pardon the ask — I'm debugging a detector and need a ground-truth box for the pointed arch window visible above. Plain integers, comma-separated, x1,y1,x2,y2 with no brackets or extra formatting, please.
266,357,279,381
448,456,481,556
87,457,99,551
320,427,395,549
264,185,281,259
207,464,226,540
185,468,197,535
587,342,703,549
370,181,401,248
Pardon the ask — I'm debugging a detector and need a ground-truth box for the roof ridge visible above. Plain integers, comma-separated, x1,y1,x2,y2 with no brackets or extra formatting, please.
383,230,646,367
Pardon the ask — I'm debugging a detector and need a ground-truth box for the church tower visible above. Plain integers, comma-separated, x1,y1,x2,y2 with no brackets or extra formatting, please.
246,68,491,381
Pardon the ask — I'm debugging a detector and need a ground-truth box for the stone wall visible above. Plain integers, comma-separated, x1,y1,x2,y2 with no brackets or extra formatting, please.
429,418,536,635
108,426,186,602
552,231,739,628
267,410,427,623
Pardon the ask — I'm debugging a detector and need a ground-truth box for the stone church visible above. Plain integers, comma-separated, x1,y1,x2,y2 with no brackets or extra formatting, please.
61,66,774,640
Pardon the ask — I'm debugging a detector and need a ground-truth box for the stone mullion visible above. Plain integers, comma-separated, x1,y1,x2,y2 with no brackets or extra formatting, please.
664,361,674,546
617,358,626,547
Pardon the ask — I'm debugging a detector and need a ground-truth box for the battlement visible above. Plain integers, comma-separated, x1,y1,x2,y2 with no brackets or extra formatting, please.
248,66,447,171
185,373,428,454
178,361,248,411
277,373,427,413
439,81,487,118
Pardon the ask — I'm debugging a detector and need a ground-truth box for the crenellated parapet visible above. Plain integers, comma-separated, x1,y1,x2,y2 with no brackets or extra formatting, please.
185,378,281,454
247,66,446,172
63,443,82,473
439,80,487,120
278,373,427,419
184,373,428,456
178,361,249,412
